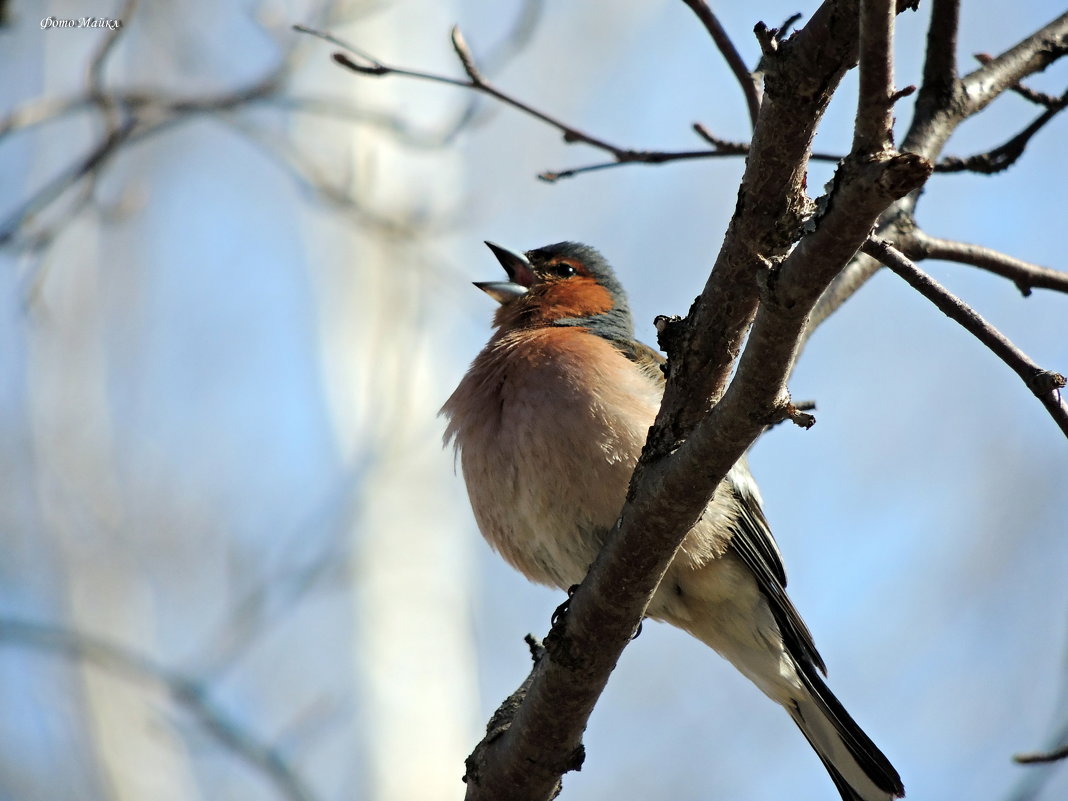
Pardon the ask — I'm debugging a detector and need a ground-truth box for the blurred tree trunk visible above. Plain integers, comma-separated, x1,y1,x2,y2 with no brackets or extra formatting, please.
292,5,480,800
14,8,201,799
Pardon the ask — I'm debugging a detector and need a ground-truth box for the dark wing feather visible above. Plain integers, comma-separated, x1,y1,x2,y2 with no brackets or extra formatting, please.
612,337,668,385
728,480,827,675
614,337,827,675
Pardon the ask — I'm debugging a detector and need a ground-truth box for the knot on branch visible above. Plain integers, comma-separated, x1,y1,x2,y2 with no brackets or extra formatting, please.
654,314,686,363
1027,369,1067,396
544,617,584,671
767,399,817,429
874,151,934,199
331,52,386,75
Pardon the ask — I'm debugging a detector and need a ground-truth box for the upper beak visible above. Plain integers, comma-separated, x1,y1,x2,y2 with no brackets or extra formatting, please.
476,241,534,304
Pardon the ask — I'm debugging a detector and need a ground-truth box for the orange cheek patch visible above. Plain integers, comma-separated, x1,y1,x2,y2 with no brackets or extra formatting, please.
537,278,615,322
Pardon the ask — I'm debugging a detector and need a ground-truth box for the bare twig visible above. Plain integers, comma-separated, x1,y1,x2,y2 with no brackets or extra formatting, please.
692,122,846,163
537,149,730,182
1014,743,1068,764
86,0,139,134
0,118,137,247
862,237,1068,438
298,24,773,182
0,618,319,801
679,0,761,127
299,24,633,156
936,97,1068,173
0,59,286,249
901,227,1068,296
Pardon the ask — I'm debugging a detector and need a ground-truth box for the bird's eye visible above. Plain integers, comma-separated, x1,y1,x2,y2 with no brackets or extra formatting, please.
548,263,577,278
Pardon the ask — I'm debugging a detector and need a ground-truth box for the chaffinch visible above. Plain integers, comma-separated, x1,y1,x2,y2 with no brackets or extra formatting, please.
442,241,903,801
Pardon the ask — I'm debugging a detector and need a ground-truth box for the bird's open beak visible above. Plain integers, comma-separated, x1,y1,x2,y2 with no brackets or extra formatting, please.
476,241,533,304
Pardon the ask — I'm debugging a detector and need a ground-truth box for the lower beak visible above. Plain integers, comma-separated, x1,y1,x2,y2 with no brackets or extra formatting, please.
474,281,527,304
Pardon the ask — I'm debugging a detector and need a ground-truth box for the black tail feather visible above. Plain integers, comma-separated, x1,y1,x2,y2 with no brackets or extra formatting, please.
794,657,904,799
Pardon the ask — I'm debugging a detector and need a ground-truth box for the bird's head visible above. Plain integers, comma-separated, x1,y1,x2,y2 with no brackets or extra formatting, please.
476,241,634,340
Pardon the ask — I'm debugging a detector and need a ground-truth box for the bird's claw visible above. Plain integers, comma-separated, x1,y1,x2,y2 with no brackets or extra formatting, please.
551,584,581,628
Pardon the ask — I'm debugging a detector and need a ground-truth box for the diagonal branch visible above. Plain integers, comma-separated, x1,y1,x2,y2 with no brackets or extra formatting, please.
862,238,1068,438
900,227,1068,296
679,0,762,127
973,52,1066,108
959,11,1068,117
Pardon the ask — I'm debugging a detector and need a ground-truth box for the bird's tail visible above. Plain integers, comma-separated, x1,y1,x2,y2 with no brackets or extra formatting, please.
788,660,904,801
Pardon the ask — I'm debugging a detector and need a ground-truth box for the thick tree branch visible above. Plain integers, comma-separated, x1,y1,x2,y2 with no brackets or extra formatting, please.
960,12,1068,116
680,0,762,127
655,0,867,441
862,238,1068,437
900,227,1068,296
853,0,897,154
919,0,959,97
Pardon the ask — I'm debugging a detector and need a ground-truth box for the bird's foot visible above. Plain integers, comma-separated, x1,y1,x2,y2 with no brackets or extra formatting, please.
551,584,580,629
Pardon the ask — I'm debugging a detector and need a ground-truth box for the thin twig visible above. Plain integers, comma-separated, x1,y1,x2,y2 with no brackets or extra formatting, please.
902,228,1068,296
862,237,1068,438
0,118,137,247
1014,743,1068,764
0,618,319,801
538,150,727,182
692,122,846,163
86,0,139,134
298,23,770,181
936,98,1068,173
297,24,630,156
679,0,761,127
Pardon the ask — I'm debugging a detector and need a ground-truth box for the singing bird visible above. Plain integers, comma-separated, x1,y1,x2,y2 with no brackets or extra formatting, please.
442,241,904,801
